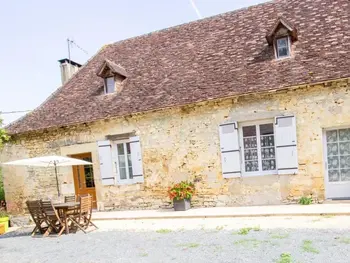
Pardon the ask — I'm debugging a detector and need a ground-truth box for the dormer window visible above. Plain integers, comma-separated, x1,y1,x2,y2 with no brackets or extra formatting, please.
105,77,115,94
275,36,290,59
97,59,128,95
266,17,298,60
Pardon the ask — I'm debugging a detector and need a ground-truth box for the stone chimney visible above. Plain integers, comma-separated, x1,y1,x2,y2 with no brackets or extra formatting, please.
58,58,82,85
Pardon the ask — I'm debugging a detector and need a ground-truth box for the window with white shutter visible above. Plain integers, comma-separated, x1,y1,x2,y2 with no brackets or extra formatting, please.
97,140,115,185
239,120,277,176
274,115,298,174
219,122,241,178
112,137,144,184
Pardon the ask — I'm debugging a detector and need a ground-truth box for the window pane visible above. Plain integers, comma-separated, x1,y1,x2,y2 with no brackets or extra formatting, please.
117,143,125,155
243,125,259,172
259,123,276,171
326,130,338,143
261,147,275,159
329,170,340,182
105,77,115,93
118,155,126,167
129,167,133,179
127,154,133,179
260,124,274,136
262,160,276,171
278,47,288,57
277,38,287,47
119,167,127,180
244,149,258,161
328,156,339,169
243,126,256,137
243,137,257,149
245,161,259,172
339,142,350,155
276,37,289,58
341,169,350,181
327,143,338,156
340,156,350,169
339,129,350,141
126,143,131,154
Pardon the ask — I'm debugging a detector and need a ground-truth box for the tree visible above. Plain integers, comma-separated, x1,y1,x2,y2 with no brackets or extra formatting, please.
0,118,9,148
0,117,9,201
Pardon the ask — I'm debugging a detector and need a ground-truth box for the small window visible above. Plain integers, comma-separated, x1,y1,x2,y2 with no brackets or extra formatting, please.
104,77,115,94
275,37,290,59
115,142,133,182
240,121,277,175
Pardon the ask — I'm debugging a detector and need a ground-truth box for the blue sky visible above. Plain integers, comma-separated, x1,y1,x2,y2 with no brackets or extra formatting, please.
0,0,268,125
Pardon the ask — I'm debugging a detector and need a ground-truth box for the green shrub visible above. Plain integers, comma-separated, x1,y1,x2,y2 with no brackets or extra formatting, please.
0,167,5,201
299,196,312,205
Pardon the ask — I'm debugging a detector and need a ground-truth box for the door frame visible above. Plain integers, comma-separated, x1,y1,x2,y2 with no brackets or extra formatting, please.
323,126,350,199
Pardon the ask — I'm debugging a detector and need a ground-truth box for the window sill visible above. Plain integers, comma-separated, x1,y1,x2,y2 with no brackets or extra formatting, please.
116,180,142,185
242,171,278,177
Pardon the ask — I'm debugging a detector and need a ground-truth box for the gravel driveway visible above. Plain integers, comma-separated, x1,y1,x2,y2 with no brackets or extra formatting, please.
1,216,350,263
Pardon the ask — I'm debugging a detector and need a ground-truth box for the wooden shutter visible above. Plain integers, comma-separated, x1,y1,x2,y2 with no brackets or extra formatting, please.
219,122,241,178
130,136,144,183
97,140,115,185
275,115,298,175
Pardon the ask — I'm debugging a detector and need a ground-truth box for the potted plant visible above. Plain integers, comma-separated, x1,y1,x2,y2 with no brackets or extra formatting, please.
168,181,195,211
0,210,9,234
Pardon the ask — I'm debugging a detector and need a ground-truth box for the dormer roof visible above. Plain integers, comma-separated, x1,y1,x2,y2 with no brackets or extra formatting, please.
97,59,128,78
266,17,298,45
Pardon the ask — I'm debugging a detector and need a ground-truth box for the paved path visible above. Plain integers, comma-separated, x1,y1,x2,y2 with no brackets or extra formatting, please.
2,216,350,263
93,203,350,220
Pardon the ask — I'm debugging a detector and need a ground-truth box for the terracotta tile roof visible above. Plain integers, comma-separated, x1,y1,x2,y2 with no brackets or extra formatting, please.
8,0,350,134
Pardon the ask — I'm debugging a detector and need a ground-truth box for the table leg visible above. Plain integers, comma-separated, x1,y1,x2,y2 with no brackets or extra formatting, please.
64,209,69,234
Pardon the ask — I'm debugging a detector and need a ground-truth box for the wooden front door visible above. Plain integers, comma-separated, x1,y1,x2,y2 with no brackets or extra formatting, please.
72,153,97,208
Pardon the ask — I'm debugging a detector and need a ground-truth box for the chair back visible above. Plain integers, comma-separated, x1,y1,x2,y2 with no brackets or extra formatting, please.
64,195,76,203
26,200,45,222
79,195,91,214
40,200,58,217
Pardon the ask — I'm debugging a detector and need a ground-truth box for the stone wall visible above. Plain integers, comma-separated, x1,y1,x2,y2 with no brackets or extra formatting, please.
1,78,350,213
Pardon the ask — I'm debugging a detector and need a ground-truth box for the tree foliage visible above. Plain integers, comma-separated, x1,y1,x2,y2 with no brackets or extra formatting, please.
0,118,9,148
0,117,9,201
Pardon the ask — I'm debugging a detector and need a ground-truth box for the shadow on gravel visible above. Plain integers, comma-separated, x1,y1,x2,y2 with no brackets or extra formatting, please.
0,228,32,239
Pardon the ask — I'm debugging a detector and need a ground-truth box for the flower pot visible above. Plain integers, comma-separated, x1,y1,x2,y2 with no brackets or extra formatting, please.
173,198,191,211
0,217,9,234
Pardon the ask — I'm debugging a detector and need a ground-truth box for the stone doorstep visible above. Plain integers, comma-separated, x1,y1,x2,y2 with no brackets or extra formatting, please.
91,204,350,221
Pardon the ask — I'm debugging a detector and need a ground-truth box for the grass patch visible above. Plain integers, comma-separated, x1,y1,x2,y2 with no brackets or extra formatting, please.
234,238,261,248
237,227,253,235
276,253,292,263
216,225,224,231
299,196,312,205
322,214,335,218
156,229,172,234
271,233,289,239
339,237,350,244
253,226,261,231
177,243,200,248
301,240,319,254
139,253,148,257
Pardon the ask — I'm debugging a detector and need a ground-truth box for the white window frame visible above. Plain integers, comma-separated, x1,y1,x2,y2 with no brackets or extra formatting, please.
104,77,115,94
274,36,291,59
112,139,135,185
239,119,278,177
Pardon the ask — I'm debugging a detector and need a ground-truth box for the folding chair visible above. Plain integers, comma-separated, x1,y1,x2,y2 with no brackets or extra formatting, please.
40,200,65,237
26,200,48,237
69,194,98,233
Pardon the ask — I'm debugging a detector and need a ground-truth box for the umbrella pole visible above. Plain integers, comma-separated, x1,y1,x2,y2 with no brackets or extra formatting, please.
54,162,60,197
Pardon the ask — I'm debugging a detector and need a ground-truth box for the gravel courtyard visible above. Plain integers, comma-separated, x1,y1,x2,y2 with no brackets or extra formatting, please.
1,216,350,263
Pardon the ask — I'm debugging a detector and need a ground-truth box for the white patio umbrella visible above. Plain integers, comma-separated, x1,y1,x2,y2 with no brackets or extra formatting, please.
3,155,92,197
